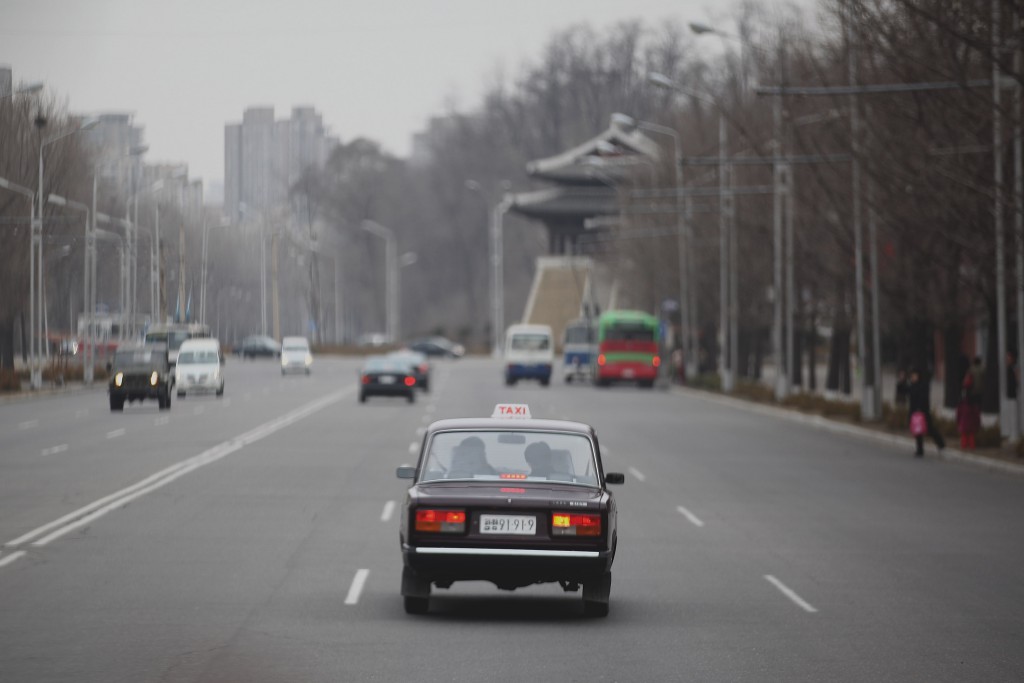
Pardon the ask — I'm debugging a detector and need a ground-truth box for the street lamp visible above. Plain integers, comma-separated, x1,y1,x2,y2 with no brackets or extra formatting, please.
610,112,696,379
33,116,98,388
360,220,399,343
648,73,738,391
47,193,90,380
466,180,514,357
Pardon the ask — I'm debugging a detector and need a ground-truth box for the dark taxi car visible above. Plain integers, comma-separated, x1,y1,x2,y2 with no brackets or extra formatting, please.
359,356,416,403
395,404,624,617
108,343,173,411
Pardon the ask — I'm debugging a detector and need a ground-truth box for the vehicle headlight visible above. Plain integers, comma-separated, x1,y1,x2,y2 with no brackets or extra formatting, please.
305,354,313,366
114,372,123,387
150,371,158,386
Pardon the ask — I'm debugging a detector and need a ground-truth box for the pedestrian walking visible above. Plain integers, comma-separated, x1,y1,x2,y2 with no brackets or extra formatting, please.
908,367,945,457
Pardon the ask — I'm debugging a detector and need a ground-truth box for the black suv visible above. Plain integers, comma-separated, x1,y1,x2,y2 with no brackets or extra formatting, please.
109,343,173,411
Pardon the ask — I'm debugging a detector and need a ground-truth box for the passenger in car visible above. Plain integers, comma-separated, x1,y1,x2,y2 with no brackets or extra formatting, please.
524,441,554,477
449,436,496,477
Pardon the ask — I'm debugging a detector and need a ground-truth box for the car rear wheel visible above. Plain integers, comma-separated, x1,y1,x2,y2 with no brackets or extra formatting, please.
110,395,124,412
407,391,415,403
359,392,367,403
403,596,429,615
582,571,611,618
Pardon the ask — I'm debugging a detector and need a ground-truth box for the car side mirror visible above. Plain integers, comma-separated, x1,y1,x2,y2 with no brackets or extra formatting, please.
396,466,417,480
605,472,625,485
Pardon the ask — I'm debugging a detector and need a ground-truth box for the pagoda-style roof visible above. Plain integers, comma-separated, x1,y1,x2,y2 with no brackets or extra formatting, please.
525,117,662,186
508,187,618,219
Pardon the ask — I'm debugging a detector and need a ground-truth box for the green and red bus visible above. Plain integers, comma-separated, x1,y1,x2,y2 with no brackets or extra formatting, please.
593,310,660,387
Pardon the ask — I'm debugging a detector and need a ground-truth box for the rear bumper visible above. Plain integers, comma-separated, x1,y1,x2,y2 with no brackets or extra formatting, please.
598,363,657,381
402,543,613,586
363,384,413,397
506,363,552,380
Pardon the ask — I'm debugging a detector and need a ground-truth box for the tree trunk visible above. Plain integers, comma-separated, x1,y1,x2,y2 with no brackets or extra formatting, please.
0,316,15,370
826,325,851,393
807,311,818,392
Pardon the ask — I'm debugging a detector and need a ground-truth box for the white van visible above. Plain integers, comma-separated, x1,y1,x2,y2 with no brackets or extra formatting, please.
504,324,554,387
280,336,313,375
174,338,225,397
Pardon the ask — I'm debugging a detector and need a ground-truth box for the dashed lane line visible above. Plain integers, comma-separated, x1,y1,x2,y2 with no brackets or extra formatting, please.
106,428,126,439
764,574,818,613
381,500,395,522
627,466,646,482
676,505,705,528
40,444,69,457
344,569,370,605
408,442,418,454
154,416,170,426
18,420,39,430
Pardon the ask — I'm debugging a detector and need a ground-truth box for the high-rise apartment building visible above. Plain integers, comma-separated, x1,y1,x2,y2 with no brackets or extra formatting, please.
224,105,338,224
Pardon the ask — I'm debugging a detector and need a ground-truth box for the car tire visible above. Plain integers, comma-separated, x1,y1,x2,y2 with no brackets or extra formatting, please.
110,396,124,412
403,596,429,615
177,390,185,398
216,385,224,397
583,572,611,618
541,377,550,387
407,391,415,404
359,392,367,403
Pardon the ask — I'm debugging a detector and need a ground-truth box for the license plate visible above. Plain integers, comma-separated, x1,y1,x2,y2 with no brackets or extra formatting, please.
378,376,395,384
622,368,635,378
479,514,536,535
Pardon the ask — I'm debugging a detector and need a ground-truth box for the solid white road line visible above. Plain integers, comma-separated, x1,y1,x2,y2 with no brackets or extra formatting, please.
18,420,39,430
381,500,395,522
40,444,69,457
0,551,26,568
676,505,705,528
106,428,126,439
764,574,818,613
344,569,370,605
5,387,353,549
628,466,646,482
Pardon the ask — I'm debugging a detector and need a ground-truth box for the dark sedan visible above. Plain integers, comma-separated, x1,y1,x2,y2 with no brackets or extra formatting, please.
407,336,465,358
387,349,431,392
359,356,416,403
395,404,624,617
237,335,280,359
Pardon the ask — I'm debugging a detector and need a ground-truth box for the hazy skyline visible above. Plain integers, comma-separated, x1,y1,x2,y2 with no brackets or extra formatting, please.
2,0,810,192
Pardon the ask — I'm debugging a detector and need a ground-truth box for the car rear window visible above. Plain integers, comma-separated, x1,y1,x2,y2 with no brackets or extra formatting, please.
420,430,598,486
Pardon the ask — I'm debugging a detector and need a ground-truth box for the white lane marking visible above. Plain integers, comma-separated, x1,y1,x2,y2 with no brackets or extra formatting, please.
764,574,818,613
676,505,705,528
193,406,205,415
6,387,353,549
381,500,395,522
154,416,170,426
41,444,69,457
344,569,370,605
408,442,418,454
627,466,646,482
0,551,26,568
18,420,39,430
106,428,126,439
75,410,88,419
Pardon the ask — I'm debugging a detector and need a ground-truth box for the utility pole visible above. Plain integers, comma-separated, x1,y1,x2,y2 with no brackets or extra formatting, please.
272,232,280,342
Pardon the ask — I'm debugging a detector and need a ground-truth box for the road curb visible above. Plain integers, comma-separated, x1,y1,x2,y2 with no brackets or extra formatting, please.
671,386,1024,477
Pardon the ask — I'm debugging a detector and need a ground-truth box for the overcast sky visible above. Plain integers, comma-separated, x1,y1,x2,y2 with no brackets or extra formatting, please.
2,0,812,192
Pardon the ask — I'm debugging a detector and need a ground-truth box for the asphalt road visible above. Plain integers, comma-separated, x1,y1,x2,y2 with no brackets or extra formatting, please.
1,356,1023,682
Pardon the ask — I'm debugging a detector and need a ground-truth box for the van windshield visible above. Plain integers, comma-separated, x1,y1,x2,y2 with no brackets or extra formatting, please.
510,334,550,351
178,350,218,364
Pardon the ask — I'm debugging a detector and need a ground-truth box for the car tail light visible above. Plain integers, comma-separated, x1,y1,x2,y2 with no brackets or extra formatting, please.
652,356,661,368
404,376,416,387
597,354,606,366
415,509,466,533
361,375,370,384
551,512,602,537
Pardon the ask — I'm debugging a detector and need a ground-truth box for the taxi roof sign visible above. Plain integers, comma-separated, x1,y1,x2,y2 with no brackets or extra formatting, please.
492,403,531,419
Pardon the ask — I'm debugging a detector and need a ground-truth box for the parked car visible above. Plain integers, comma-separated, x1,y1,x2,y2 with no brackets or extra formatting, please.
280,336,313,375
237,335,280,359
408,336,465,358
